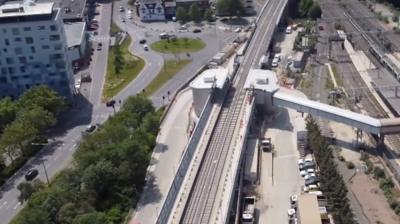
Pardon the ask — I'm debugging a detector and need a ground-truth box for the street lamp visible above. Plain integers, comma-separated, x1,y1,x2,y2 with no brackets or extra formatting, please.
42,161,50,185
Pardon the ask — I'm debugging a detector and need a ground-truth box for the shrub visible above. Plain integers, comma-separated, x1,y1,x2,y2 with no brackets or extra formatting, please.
365,159,374,173
373,167,385,179
346,161,355,169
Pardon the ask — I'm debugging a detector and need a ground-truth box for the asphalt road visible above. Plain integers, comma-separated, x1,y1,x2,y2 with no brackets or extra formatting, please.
0,1,242,223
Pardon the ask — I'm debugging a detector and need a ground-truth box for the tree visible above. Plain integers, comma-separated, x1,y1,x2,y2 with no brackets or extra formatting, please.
57,202,94,224
113,45,124,75
308,2,322,19
16,106,56,133
17,180,44,203
176,7,188,24
0,120,38,160
72,212,108,224
81,160,117,199
18,86,66,116
216,0,244,17
121,96,154,119
11,207,51,224
299,0,313,17
0,97,17,132
189,4,201,23
204,8,214,22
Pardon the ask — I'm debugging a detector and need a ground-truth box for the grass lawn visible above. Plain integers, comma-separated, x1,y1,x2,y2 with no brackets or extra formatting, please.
150,38,205,54
110,21,121,36
144,60,191,97
103,36,145,101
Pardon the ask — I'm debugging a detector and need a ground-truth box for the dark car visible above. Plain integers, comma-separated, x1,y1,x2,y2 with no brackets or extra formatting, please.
85,125,97,133
25,169,39,181
305,177,318,186
139,39,146,44
106,99,116,107
193,29,201,33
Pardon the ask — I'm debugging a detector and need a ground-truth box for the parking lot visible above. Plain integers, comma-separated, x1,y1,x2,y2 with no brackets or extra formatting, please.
257,106,306,224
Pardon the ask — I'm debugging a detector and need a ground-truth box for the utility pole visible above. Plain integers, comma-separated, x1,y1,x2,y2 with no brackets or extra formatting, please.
42,161,50,185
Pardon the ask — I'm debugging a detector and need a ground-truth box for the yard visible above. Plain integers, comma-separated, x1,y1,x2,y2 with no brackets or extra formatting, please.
103,36,145,101
144,60,191,97
150,37,205,54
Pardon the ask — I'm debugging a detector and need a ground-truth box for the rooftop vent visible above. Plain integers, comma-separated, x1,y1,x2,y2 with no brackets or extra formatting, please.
203,76,216,83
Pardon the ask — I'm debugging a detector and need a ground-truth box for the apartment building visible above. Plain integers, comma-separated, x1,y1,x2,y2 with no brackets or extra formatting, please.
0,1,74,99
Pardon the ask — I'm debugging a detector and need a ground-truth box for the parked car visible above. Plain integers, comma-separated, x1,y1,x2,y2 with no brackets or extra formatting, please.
85,125,97,133
193,28,201,33
300,170,307,177
119,6,124,12
97,43,102,51
143,44,149,51
139,39,146,44
25,169,39,181
159,32,169,39
106,99,116,107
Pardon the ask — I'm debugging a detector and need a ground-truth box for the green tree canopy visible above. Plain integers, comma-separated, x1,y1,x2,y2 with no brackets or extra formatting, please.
308,2,322,19
0,97,17,132
176,7,188,23
18,86,67,116
216,0,244,17
72,212,108,224
204,8,214,22
16,106,56,133
189,4,201,23
17,180,44,203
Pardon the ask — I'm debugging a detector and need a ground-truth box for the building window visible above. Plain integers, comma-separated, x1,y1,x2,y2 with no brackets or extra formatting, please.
23,27,31,31
50,54,62,60
54,44,62,50
50,25,57,31
18,57,27,63
48,72,56,76
0,77,7,83
6,58,13,64
50,35,60,41
20,66,26,72
15,47,23,55
30,46,36,53
8,67,15,74
3,48,7,53
2,28,6,33
4,39,9,46
25,37,33,44
1,67,7,75
11,28,19,35
42,45,50,50
55,61,65,69
14,37,22,42
38,26,45,30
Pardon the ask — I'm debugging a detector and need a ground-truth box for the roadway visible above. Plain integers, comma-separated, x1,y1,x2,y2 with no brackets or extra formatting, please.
0,1,242,223
178,0,288,223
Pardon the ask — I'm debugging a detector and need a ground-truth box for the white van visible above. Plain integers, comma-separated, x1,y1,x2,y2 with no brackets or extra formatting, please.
308,191,323,197
159,33,169,39
286,26,292,34
271,58,279,67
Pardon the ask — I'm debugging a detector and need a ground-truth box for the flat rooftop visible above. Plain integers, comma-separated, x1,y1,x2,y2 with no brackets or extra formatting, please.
64,21,85,47
190,68,229,89
298,194,322,224
38,0,87,20
244,69,279,93
0,2,53,18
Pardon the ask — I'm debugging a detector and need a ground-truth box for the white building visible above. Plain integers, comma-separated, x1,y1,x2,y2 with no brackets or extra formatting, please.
190,68,229,116
0,1,74,99
138,0,165,21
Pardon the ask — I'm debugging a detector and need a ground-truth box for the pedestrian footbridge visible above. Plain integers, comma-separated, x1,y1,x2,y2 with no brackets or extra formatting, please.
245,69,400,136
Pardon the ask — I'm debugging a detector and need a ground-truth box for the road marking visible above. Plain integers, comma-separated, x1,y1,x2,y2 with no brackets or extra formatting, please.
0,201,8,209
13,202,20,210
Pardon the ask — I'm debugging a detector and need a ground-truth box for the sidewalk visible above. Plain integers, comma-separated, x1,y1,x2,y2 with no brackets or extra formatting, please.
132,89,194,224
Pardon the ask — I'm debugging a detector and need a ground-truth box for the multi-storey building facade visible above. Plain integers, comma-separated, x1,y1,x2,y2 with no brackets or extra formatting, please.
0,1,74,99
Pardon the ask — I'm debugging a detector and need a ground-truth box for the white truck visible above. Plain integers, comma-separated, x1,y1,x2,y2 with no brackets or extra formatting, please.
260,137,272,152
241,196,256,224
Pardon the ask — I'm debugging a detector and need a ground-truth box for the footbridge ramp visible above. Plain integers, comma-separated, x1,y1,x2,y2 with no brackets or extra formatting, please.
273,90,400,135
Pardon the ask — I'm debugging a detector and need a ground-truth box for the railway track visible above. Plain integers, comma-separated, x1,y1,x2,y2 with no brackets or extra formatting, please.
180,0,286,223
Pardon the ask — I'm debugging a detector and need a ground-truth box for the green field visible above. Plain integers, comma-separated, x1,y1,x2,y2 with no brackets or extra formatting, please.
150,38,205,54
103,36,145,101
144,60,191,96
